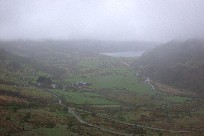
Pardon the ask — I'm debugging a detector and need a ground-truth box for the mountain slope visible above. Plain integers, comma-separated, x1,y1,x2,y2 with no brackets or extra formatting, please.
0,48,65,86
135,39,204,94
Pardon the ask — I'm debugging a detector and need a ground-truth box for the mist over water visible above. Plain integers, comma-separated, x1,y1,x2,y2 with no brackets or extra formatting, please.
101,51,145,57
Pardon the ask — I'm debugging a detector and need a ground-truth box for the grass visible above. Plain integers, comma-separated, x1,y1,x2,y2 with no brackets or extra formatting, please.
18,107,72,118
31,125,76,136
164,95,188,103
78,57,117,70
195,108,204,114
0,84,52,99
50,89,117,105
116,110,150,122
0,84,53,99
73,74,153,94
66,57,154,95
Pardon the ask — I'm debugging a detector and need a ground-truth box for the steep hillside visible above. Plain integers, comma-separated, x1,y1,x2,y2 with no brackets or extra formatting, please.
135,39,204,95
0,48,65,86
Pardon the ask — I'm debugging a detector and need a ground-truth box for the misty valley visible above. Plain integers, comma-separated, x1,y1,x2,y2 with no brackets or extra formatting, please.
0,0,204,136
0,40,204,136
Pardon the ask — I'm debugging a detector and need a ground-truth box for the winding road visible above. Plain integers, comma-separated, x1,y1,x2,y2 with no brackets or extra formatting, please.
42,61,191,135
43,60,192,135
45,89,190,135
46,89,133,136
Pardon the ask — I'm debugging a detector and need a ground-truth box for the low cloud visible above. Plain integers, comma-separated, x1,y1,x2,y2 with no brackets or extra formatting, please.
0,0,204,42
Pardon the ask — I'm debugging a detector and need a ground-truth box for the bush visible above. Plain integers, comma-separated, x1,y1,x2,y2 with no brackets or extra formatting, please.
46,122,56,128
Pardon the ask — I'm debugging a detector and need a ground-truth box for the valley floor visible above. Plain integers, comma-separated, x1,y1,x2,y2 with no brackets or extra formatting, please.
1,56,204,136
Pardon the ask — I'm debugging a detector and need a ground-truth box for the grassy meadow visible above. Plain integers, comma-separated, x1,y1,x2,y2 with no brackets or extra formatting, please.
50,89,117,105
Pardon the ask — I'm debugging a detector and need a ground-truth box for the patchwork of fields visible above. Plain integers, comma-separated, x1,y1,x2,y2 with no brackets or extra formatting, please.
1,55,204,136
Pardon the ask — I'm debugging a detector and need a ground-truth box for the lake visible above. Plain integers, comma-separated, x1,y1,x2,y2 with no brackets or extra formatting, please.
100,51,145,57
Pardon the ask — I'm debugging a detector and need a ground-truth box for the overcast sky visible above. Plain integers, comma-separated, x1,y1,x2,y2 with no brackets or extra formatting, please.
0,0,204,42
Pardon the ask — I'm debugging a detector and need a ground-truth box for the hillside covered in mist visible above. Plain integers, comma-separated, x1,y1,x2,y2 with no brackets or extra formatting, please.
0,40,157,54
0,48,66,86
135,39,204,95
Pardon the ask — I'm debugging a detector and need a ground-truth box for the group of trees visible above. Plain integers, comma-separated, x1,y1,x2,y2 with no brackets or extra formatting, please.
37,76,53,88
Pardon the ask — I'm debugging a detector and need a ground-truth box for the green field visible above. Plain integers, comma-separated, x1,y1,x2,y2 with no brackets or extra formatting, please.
66,57,154,95
164,95,189,103
50,89,118,105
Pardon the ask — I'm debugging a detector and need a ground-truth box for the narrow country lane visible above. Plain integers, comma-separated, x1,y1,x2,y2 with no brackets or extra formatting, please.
45,60,191,134
45,89,134,136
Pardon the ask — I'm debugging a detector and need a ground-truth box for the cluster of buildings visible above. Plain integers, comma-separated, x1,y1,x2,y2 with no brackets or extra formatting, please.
73,81,92,88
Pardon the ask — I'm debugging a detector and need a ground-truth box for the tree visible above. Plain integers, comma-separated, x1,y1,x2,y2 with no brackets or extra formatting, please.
37,76,52,88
